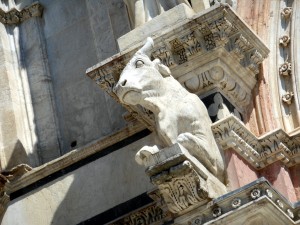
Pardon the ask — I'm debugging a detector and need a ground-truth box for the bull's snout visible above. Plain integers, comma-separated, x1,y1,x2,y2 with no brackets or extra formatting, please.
120,79,127,87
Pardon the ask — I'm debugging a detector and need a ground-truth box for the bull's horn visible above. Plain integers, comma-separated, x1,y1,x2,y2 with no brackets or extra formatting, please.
137,37,154,56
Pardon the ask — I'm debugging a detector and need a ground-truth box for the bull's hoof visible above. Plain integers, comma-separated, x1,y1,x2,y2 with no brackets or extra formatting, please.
135,145,159,165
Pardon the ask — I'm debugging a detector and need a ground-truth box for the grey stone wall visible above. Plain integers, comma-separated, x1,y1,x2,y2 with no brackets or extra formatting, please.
0,0,131,167
2,135,154,225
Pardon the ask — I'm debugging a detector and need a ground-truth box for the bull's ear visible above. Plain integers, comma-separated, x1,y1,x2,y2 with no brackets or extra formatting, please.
153,58,171,77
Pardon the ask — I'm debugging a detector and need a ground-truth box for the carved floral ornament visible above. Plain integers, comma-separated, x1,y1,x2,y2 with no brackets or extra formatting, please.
0,2,43,25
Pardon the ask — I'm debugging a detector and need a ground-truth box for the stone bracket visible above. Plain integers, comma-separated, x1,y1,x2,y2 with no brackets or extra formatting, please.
0,2,43,25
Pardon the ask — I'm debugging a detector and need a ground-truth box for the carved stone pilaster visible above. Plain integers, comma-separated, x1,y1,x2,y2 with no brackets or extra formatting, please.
0,2,43,25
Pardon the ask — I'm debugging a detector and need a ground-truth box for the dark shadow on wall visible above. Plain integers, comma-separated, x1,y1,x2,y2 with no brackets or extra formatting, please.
5,140,29,170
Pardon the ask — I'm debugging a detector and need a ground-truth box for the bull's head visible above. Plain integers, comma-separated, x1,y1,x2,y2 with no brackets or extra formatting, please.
114,37,171,106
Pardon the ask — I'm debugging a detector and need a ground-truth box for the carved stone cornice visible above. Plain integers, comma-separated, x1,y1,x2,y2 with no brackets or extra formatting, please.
0,2,43,25
86,4,269,131
176,177,300,225
211,115,300,169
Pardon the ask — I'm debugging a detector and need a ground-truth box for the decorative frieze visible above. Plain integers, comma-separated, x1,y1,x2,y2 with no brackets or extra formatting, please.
212,115,300,168
0,2,43,25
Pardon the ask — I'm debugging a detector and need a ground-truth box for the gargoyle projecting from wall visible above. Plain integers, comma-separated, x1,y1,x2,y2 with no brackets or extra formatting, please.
114,37,224,180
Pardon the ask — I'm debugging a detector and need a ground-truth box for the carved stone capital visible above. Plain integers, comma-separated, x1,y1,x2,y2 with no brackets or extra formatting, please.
140,144,227,215
0,2,43,25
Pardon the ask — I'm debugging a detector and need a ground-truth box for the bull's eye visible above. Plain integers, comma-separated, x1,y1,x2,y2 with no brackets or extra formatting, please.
135,60,144,68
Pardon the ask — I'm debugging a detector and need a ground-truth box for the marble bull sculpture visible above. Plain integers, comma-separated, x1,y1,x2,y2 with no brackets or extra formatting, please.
114,37,224,180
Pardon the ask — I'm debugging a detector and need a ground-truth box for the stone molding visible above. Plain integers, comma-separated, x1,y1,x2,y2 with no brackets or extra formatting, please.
0,2,43,25
86,4,269,131
212,115,300,169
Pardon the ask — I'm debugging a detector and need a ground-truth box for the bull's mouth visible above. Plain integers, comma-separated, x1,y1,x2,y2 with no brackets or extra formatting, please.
118,89,142,105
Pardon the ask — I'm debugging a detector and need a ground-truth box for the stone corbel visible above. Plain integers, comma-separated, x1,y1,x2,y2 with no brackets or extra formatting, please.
212,115,300,168
0,2,43,25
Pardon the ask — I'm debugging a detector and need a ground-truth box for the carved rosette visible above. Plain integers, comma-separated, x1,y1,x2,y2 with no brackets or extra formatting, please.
281,7,293,19
279,35,291,47
0,2,43,25
151,161,208,214
279,62,292,76
282,92,294,105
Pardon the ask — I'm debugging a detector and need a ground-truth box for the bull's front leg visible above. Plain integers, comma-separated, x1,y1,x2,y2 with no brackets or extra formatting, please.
135,145,160,166
176,132,217,176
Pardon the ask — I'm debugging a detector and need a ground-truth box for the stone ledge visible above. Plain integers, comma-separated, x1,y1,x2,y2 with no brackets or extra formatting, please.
7,120,146,194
